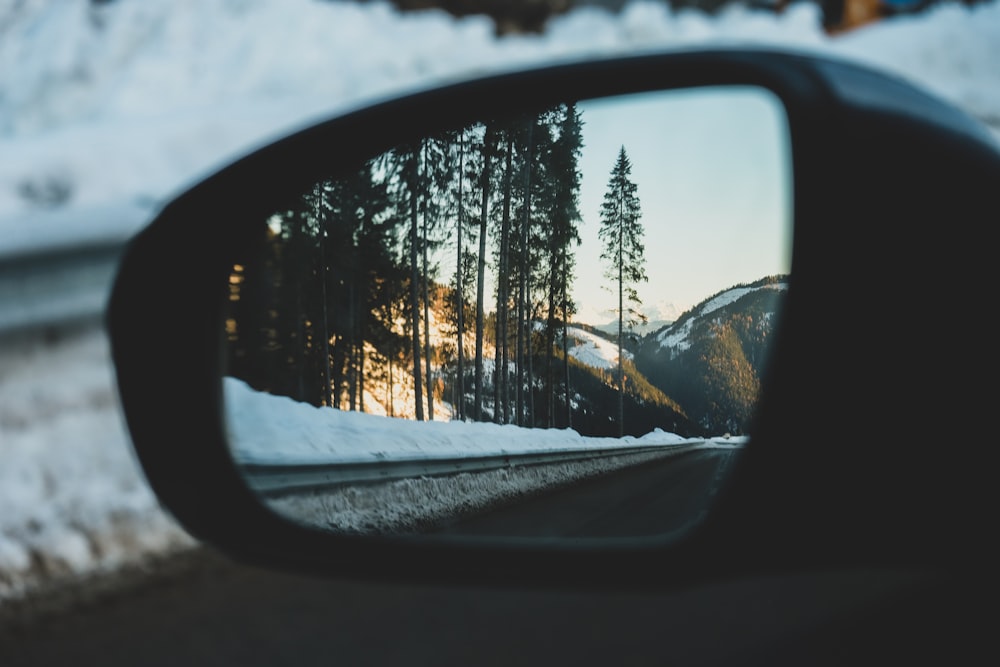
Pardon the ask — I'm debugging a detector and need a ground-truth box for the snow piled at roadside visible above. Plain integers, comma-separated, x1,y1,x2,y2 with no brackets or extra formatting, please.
225,376,694,465
0,328,194,602
1,0,999,604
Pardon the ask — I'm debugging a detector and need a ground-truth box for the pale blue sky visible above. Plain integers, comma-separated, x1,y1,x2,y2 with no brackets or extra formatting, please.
573,86,793,326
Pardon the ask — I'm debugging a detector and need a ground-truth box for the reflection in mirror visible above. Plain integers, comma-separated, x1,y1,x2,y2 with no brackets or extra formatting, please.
223,86,792,541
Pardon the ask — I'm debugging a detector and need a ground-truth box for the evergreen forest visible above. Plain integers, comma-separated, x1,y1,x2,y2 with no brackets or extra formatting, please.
223,101,787,439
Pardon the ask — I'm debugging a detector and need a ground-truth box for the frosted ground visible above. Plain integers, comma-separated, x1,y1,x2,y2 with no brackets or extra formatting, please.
1,0,999,602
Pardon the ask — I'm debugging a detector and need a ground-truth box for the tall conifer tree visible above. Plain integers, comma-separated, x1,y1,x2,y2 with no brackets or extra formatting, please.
598,146,647,437
544,103,583,428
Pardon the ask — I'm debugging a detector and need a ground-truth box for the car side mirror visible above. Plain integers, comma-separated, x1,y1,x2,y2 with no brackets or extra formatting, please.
222,83,791,540
107,49,1000,587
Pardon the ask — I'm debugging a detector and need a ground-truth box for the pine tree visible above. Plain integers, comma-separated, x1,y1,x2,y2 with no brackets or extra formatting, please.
598,146,648,437
543,103,583,428
398,144,425,420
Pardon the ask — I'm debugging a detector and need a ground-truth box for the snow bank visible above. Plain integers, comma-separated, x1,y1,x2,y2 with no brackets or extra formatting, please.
224,376,696,465
224,381,734,536
0,327,193,603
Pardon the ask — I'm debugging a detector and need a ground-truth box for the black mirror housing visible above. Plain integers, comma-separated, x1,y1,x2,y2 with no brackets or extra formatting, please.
107,49,1000,588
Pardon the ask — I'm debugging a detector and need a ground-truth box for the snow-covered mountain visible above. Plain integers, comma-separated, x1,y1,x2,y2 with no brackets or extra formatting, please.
589,299,680,337
651,277,788,355
635,275,788,434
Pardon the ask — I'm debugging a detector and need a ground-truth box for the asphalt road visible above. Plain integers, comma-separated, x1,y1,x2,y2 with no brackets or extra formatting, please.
436,448,738,538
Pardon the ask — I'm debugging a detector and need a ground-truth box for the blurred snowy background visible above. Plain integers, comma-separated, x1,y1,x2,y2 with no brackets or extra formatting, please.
1,0,998,603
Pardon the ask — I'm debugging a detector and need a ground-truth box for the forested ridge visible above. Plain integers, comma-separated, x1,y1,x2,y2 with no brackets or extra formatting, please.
634,275,788,435
226,103,590,429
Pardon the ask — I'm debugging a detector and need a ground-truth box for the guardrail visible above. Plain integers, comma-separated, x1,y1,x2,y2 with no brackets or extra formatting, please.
240,441,704,496
0,201,154,336
0,240,126,334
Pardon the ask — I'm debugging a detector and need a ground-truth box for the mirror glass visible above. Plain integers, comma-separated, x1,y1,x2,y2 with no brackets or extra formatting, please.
222,85,792,541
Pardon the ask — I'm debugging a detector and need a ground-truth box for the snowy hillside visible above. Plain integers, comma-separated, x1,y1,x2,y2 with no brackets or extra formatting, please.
566,326,633,369
655,279,788,353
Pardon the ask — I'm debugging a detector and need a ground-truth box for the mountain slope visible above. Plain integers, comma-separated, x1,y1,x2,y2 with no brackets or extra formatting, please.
635,275,788,435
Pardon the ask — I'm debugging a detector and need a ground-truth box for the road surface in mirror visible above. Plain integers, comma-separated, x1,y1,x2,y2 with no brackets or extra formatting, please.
430,445,742,540
221,85,791,540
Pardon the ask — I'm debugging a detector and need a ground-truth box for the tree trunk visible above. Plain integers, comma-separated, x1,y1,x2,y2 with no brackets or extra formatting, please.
546,273,557,428
318,199,332,409
475,125,494,421
516,121,534,426
407,150,424,421
348,275,358,411
422,196,434,421
617,204,624,438
456,131,465,421
562,248,572,429
495,135,514,424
